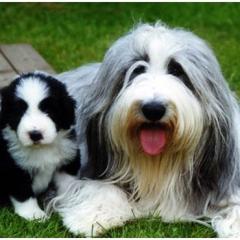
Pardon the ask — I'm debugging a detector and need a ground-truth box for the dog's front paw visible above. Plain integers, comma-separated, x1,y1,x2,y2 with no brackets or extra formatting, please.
53,181,135,236
18,207,47,221
63,216,99,237
11,197,48,221
212,206,240,237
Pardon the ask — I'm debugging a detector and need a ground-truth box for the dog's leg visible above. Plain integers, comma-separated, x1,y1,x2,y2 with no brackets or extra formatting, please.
212,205,240,237
211,192,240,237
10,197,47,221
59,149,81,176
53,172,77,195
9,169,47,221
52,174,137,236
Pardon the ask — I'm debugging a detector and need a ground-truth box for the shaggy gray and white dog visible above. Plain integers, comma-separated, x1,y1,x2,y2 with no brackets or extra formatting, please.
52,23,240,237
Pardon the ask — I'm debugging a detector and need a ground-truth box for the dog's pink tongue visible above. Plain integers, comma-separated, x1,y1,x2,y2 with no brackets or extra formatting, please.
140,128,166,156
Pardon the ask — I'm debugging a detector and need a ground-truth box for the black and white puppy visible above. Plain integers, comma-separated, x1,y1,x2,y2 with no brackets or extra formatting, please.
0,72,80,220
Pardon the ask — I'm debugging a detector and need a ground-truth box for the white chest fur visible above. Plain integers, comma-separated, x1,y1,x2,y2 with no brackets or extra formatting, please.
2,126,77,194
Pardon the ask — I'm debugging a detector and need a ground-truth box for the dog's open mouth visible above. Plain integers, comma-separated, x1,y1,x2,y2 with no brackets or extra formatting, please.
139,123,167,156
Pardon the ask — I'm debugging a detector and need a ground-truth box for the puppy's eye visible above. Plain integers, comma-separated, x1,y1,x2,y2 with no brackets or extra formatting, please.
39,97,56,113
168,59,186,78
15,98,27,110
129,65,146,82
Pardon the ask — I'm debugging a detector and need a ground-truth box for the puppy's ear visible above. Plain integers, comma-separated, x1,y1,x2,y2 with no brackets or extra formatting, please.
60,92,76,129
44,75,77,130
0,85,12,127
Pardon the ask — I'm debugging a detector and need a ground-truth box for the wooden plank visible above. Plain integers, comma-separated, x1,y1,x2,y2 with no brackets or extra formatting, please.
0,52,17,87
0,44,56,75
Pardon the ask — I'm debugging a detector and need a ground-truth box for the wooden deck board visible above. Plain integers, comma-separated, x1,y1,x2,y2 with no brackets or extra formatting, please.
0,44,55,81
0,52,18,87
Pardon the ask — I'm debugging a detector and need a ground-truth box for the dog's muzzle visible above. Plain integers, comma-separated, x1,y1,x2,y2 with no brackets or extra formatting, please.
28,130,43,144
141,101,166,122
139,101,168,156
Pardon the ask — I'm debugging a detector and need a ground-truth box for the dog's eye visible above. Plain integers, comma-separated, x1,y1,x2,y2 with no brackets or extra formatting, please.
11,98,28,116
39,97,56,113
167,59,195,91
129,65,146,82
14,98,27,110
168,60,186,78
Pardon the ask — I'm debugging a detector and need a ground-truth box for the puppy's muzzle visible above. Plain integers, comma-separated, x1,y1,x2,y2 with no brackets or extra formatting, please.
28,130,43,143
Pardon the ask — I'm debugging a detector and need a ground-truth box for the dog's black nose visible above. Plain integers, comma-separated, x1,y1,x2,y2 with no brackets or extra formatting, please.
141,101,166,121
29,130,43,142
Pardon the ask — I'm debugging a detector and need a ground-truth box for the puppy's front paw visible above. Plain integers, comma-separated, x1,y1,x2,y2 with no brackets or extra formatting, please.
11,197,48,221
19,207,47,221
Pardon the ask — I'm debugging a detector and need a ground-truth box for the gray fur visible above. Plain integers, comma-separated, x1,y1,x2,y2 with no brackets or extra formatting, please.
57,23,240,234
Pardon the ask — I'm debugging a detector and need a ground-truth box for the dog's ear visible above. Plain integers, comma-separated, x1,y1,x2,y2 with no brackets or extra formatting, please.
46,77,77,130
59,91,76,129
0,88,4,127
0,85,13,127
81,113,109,179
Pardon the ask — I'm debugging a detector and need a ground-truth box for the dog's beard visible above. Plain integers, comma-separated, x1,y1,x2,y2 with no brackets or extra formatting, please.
105,79,204,218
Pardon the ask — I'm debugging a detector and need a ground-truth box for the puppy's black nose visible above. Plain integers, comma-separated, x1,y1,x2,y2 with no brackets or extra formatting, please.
29,130,43,142
141,101,166,121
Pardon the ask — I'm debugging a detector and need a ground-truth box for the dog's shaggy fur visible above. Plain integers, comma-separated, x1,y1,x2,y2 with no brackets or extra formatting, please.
53,23,240,237
0,72,80,220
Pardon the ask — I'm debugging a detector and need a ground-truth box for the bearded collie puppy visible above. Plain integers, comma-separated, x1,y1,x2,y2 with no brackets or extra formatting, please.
0,72,80,220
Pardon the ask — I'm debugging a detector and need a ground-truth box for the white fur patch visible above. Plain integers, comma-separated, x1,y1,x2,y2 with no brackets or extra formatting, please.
16,76,48,104
51,173,137,237
212,206,240,237
10,197,47,220
3,126,77,194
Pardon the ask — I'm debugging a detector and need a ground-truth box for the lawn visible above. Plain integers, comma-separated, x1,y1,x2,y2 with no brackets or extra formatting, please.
0,2,240,237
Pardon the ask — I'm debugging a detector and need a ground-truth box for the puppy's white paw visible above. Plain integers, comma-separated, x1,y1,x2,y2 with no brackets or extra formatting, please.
11,197,48,221
19,207,47,221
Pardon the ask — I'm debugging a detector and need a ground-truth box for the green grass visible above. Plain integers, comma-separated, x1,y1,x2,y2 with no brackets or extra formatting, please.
0,2,239,237
0,207,215,237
